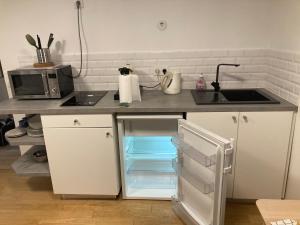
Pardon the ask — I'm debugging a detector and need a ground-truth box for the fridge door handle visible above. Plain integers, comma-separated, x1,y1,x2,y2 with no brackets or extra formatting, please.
224,147,233,156
223,139,234,174
223,165,232,174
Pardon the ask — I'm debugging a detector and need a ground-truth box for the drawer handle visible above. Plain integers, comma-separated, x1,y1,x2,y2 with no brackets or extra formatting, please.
74,119,80,125
243,115,248,123
232,116,237,123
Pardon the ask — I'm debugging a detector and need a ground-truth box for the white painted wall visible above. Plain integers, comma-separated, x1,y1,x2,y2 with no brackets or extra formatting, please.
0,0,272,71
269,0,300,52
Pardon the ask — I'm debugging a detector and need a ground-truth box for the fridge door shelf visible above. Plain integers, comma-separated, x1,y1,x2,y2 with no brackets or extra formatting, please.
180,167,215,194
177,146,216,195
127,159,176,175
172,136,217,167
172,196,213,225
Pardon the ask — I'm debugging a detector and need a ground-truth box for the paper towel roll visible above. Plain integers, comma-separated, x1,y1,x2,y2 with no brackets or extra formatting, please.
119,75,132,103
131,74,141,102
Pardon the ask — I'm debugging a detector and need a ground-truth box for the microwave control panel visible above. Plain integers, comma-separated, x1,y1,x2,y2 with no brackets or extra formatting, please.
47,73,60,97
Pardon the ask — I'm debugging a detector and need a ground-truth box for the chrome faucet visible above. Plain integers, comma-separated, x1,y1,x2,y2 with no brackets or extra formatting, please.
211,64,240,92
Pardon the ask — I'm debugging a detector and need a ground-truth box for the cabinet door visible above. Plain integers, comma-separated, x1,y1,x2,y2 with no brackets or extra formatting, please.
43,127,120,195
187,112,239,198
234,111,293,199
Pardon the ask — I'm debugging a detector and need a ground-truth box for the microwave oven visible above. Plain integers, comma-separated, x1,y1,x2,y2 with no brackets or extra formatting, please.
8,65,74,99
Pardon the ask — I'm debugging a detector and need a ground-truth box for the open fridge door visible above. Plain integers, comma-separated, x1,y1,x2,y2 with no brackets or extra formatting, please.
172,119,233,225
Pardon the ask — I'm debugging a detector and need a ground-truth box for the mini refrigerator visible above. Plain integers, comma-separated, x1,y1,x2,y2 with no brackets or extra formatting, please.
117,114,234,225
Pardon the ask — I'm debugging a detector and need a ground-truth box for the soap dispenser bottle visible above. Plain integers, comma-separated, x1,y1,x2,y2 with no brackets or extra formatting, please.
196,73,207,91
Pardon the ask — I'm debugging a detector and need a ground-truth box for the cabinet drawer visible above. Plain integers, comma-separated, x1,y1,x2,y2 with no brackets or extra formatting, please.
41,114,112,128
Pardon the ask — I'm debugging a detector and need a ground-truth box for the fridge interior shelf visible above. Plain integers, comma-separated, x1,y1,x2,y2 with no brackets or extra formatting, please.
125,136,177,159
172,137,217,167
127,173,177,189
6,134,45,146
127,159,176,175
11,146,50,176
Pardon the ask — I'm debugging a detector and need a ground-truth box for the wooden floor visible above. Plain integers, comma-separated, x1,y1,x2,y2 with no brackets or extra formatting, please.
0,149,265,225
0,146,19,169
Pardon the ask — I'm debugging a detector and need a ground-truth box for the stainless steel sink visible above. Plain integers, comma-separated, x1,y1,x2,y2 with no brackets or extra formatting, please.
191,89,280,105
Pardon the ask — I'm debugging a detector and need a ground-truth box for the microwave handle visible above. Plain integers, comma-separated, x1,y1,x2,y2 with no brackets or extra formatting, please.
42,73,50,96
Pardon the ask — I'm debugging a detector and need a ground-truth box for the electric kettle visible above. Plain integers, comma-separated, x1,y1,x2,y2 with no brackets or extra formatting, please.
160,71,182,95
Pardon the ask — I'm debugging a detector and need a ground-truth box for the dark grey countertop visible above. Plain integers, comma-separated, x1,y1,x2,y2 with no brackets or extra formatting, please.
0,89,297,115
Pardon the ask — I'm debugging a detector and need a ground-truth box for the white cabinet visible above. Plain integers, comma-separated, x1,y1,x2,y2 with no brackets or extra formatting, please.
187,112,239,198
286,111,300,199
42,114,120,196
234,111,293,199
187,111,294,199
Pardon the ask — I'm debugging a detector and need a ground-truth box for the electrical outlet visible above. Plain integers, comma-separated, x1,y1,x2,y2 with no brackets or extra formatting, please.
157,20,167,31
74,0,84,9
154,68,160,76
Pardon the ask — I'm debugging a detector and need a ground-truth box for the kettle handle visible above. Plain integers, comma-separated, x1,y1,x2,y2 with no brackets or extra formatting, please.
160,73,173,90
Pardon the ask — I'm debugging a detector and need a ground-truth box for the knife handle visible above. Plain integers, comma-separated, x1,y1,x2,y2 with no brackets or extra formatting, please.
37,35,42,49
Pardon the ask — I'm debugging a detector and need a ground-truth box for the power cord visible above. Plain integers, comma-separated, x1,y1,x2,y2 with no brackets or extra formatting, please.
71,0,83,78
140,68,168,89
140,83,161,89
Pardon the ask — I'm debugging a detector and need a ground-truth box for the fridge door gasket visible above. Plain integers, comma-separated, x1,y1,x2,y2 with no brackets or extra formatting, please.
173,119,233,225
117,119,128,199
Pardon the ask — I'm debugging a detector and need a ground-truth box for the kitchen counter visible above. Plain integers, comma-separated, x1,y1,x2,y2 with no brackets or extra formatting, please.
0,89,297,115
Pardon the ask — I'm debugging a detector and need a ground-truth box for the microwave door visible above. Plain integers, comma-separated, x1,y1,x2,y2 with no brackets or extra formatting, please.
172,119,233,225
10,73,49,99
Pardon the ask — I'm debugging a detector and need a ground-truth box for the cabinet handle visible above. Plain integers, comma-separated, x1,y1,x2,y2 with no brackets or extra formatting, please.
232,116,237,123
106,132,111,137
74,119,79,125
243,115,248,123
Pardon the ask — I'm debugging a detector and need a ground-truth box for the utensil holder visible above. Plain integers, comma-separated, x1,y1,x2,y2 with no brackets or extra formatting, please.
36,48,51,64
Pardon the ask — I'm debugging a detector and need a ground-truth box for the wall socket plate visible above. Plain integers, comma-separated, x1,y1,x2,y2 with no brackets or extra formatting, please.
74,0,84,9
157,20,167,31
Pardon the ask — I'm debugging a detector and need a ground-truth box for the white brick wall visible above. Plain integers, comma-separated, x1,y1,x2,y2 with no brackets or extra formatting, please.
265,49,300,105
16,48,300,105
18,49,267,91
